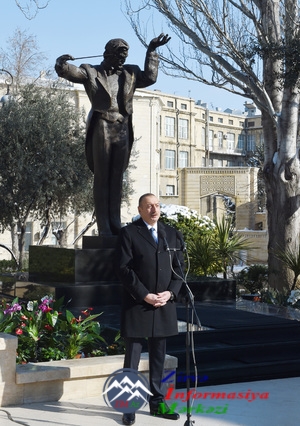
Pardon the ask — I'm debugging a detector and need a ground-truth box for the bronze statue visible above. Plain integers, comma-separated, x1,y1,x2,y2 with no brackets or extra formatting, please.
55,34,170,236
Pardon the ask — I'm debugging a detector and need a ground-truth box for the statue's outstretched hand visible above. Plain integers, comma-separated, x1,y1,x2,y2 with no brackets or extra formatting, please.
56,54,75,66
148,33,171,50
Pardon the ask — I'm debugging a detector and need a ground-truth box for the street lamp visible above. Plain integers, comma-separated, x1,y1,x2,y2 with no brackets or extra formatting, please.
0,69,14,105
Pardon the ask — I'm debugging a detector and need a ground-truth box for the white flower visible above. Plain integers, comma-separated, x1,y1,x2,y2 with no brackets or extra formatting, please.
27,301,34,311
41,295,53,305
132,203,215,229
287,290,300,305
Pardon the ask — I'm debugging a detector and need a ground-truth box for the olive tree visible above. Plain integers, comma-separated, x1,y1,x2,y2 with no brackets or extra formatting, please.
125,0,300,291
0,83,93,268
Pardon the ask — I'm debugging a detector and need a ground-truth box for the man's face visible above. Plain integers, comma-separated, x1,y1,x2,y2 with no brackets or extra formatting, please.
108,46,128,69
138,195,161,226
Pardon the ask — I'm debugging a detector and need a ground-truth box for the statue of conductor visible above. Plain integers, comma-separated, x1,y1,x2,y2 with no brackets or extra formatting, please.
55,34,170,236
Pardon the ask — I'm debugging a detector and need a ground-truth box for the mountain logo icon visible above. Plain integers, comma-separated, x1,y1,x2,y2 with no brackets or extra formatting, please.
102,368,153,414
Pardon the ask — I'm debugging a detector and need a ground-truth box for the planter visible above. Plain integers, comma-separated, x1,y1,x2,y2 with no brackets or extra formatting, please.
0,333,177,407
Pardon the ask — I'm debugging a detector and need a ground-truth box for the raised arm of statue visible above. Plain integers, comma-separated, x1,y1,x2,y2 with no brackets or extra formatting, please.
148,33,171,51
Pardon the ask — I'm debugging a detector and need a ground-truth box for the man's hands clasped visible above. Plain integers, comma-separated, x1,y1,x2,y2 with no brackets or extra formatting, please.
144,291,172,308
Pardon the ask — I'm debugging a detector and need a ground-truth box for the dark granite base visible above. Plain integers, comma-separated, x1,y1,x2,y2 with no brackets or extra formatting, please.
1,280,123,308
179,279,236,303
27,240,121,308
75,248,117,283
82,235,118,249
29,244,118,284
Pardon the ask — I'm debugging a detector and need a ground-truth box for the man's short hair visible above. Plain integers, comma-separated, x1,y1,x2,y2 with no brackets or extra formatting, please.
138,193,157,206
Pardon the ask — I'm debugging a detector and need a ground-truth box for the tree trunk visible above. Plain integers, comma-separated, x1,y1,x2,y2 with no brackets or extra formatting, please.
261,0,300,293
10,223,19,258
17,223,26,270
38,197,52,245
265,148,300,292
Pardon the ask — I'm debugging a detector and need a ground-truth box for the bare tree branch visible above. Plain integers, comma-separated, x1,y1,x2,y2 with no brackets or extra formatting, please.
124,0,279,120
123,0,300,292
15,0,51,20
0,28,47,86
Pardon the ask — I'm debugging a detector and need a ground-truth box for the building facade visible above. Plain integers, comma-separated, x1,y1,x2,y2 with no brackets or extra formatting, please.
0,78,266,263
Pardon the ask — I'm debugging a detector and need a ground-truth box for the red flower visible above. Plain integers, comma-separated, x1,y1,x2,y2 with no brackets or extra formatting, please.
44,324,53,331
15,328,23,335
81,307,93,316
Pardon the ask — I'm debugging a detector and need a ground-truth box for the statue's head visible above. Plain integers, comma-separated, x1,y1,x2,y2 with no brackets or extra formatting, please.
103,38,129,69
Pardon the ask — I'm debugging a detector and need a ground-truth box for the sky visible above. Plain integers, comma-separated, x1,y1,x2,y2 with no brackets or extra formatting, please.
1,0,250,111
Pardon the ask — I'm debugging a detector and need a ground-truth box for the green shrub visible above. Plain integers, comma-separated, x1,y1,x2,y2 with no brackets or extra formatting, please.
236,264,268,294
188,234,219,276
0,259,17,273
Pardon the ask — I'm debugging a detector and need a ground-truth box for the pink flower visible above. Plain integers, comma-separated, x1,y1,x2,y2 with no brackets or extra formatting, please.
15,328,23,335
38,303,53,313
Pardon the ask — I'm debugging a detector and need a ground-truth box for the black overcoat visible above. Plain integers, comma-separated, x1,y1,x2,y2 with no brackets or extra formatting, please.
115,218,185,338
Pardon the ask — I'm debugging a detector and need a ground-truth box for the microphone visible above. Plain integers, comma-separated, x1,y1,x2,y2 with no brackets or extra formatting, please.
176,231,187,252
159,229,170,252
159,228,182,252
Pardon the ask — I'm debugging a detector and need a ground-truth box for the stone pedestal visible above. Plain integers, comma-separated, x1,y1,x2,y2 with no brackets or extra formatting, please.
75,235,118,283
82,235,118,249
28,236,122,308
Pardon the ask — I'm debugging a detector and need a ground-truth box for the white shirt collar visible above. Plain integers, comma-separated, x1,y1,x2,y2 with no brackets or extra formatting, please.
143,220,158,232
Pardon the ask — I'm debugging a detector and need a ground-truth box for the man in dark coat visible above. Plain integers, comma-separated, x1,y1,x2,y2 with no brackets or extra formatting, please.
115,193,184,425
55,35,170,236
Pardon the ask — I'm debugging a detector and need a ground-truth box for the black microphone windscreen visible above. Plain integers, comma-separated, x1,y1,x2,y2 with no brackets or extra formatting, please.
176,230,186,251
159,228,169,251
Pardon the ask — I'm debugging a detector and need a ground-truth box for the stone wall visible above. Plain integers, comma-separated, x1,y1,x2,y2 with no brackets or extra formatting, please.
176,167,268,264
178,167,258,230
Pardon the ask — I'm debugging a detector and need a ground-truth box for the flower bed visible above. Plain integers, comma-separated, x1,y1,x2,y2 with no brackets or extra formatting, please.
0,295,121,363
0,294,177,407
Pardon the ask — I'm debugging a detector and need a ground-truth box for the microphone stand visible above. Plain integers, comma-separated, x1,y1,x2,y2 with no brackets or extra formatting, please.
161,229,201,425
174,251,201,426
184,280,201,426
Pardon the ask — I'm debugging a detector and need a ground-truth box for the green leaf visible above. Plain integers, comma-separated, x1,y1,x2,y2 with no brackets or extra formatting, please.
65,310,75,323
